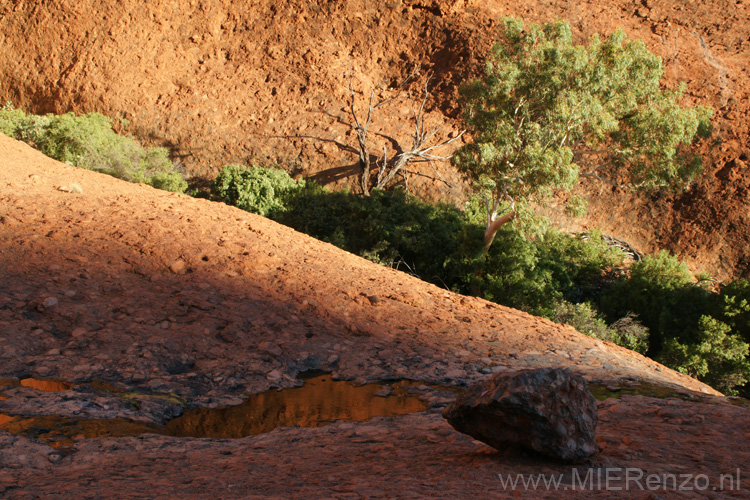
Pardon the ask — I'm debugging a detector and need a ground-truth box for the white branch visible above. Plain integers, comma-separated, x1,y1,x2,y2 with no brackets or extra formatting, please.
345,68,464,193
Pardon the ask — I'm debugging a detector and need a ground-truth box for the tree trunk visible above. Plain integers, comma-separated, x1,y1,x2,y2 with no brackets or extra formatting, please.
375,153,410,190
356,131,371,195
483,211,516,256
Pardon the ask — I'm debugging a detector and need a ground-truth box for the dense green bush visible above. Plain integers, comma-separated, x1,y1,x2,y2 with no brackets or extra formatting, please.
0,103,187,193
714,279,750,343
553,301,649,354
208,167,477,285
478,228,625,318
0,101,29,137
277,183,476,284
660,315,750,395
599,251,711,354
595,252,750,394
211,164,304,217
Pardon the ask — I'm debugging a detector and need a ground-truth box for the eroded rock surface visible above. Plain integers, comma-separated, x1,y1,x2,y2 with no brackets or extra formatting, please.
443,368,598,462
2,135,747,499
0,386,183,425
2,0,750,279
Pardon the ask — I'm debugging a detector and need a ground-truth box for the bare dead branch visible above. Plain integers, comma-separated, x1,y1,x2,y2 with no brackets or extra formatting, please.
376,143,389,189
425,159,454,188
400,167,411,194
343,68,465,194
346,67,421,194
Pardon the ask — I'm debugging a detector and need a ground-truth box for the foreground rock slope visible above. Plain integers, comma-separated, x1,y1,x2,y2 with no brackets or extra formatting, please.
2,135,749,498
0,134,714,397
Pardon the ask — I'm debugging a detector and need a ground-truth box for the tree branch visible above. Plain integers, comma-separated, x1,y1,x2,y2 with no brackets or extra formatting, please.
344,69,464,194
579,161,625,188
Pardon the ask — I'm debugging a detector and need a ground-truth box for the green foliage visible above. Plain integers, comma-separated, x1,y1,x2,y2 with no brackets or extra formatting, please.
453,18,712,243
0,103,187,193
608,314,651,354
130,148,189,193
660,315,750,395
211,164,304,217
1,102,55,147
565,195,588,218
0,101,30,137
554,301,649,354
600,251,710,353
34,112,116,166
478,228,624,317
596,252,750,394
714,279,750,343
276,185,475,284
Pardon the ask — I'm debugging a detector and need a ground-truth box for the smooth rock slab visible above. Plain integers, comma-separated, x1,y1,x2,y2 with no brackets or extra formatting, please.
442,367,598,462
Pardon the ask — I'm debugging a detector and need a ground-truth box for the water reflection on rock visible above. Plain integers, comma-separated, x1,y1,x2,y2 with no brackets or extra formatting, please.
20,378,73,392
165,374,429,438
0,415,159,448
0,374,432,444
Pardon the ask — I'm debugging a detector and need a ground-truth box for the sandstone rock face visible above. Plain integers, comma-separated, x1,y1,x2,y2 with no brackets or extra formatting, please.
442,368,598,462
3,0,750,279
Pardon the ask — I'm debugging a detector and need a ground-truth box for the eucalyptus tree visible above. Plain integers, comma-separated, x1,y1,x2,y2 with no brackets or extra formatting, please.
453,18,712,254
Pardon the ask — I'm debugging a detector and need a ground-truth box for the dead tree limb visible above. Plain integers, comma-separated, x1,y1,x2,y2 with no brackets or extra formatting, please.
346,70,464,195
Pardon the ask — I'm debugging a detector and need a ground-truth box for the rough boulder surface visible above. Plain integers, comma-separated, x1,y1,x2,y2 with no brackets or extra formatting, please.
443,368,598,462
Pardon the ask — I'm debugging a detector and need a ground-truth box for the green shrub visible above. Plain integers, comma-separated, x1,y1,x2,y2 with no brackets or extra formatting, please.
34,112,115,166
277,185,474,284
0,103,187,193
478,228,625,318
211,164,304,217
41,113,188,192
714,279,750,344
553,301,649,354
595,252,750,394
608,315,651,354
136,154,190,193
600,251,710,354
660,315,750,395
0,101,30,137
278,183,625,320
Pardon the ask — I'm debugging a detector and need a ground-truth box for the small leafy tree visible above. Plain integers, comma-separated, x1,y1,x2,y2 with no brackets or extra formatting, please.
211,164,304,217
660,315,750,395
453,18,712,254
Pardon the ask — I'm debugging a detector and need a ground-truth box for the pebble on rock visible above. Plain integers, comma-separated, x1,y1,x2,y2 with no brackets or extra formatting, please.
266,370,283,383
35,296,59,312
169,259,186,274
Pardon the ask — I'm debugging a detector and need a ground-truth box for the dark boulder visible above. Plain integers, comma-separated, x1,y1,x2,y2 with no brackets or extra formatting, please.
442,368,598,462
